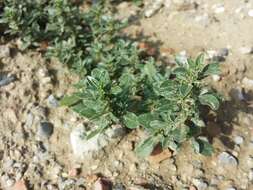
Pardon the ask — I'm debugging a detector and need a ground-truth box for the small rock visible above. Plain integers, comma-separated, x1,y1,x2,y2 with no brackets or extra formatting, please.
234,136,244,145
212,75,221,82
192,178,208,190
47,94,59,108
0,74,16,87
37,122,54,138
242,77,253,88
230,88,245,101
148,146,172,164
189,186,197,190
25,112,34,128
218,152,238,167
12,180,28,190
94,178,111,190
213,4,225,14
70,125,124,159
163,0,171,8
0,45,10,58
144,0,164,18
113,183,126,190
249,169,253,181
248,9,253,17
6,178,15,187
226,187,236,190
217,48,229,57
41,77,51,84
68,168,80,177
239,47,253,54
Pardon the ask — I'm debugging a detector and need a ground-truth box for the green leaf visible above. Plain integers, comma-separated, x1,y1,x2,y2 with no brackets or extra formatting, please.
179,83,192,98
195,53,204,66
91,68,110,87
143,60,157,81
199,94,220,110
86,128,102,140
138,113,159,129
60,95,80,106
191,117,205,127
124,112,139,129
191,138,200,153
201,62,220,77
192,137,213,156
135,137,157,157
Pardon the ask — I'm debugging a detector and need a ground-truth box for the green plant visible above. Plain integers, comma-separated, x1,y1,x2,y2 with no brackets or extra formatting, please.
0,0,222,157
61,53,221,157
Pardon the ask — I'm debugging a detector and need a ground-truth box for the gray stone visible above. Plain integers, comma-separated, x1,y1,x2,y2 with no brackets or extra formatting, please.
0,74,15,87
113,183,126,190
218,152,238,167
217,48,229,57
37,122,54,138
47,95,59,108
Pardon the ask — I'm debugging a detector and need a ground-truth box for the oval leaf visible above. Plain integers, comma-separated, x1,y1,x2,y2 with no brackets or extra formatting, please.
124,112,139,129
199,94,219,110
135,137,157,157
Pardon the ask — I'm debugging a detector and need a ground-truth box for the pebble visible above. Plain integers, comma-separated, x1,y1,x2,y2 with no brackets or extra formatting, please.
239,47,253,54
212,75,221,82
192,178,208,190
218,48,229,57
248,9,253,17
113,183,126,190
144,0,164,18
226,187,236,190
249,169,253,181
94,178,111,190
213,4,225,14
12,180,28,190
234,136,244,145
0,45,10,58
230,88,245,101
0,74,16,87
218,152,238,167
70,125,107,158
6,178,15,187
47,94,59,108
37,122,54,138
242,77,253,88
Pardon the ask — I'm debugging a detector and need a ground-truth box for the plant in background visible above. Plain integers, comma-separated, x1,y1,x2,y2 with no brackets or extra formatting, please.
0,0,222,157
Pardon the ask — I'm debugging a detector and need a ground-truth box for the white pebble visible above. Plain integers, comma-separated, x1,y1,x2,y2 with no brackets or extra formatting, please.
239,47,253,54
248,9,253,17
213,4,225,14
212,75,221,82
234,136,244,145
